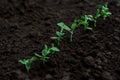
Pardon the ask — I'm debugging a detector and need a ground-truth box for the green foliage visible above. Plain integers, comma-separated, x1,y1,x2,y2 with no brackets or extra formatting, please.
97,3,112,20
19,3,112,72
77,15,94,31
19,44,59,71
35,44,60,63
70,20,77,41
94,9,101,26
19,56,38,72
51,23,65,46
57,22,71,32
95,9,101,20
54,22,78,42
70,20,78,31
51,21,77,44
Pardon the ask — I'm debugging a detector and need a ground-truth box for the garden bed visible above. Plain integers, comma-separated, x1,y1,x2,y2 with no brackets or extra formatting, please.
0,0,120,80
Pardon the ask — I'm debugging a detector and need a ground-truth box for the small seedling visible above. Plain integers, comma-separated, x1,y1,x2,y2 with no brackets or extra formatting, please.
19,56,38,72
35,44,60,63
51,22,71,46
19,44,59,71
58,22,78,41
97,3,112,20
54,22,77,42
51,23,66,46
70,20,77,41
94,9,101,26
77,15,94,30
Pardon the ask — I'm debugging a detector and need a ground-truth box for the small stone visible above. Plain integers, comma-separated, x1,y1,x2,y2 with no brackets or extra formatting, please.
96,58,102,65
106,52,111,55
114,29,120,32
114,36,120,41
97,66,102,69
101,71,113,80
115,17,120,22
83,69,91,78
97,52,103,57
104,58,108,63
84,56,95,66
62,72,70,80
45,74,53,79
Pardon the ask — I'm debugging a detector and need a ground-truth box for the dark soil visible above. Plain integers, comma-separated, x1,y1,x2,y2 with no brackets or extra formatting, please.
0,0,120,80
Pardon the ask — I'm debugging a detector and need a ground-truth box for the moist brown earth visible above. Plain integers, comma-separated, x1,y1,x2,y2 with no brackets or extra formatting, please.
0,0,120,80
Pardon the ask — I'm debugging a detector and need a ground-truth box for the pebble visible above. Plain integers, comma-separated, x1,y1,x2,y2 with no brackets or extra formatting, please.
84,56,95,66
45,74,53,79
101,71,113,80
114,36,120,41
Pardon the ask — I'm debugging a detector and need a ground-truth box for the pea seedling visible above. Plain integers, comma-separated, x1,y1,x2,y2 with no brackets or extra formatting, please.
19,44,59,71
19,56,38,72
94,9,101,27
51,22,71,46
70,20,78,41
97,3,112,20
35,44,60,63
77,15,94,31
55,22,77,42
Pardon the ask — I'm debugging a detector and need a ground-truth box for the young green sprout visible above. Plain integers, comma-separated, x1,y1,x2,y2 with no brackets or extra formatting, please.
51,22,71,46
97,3,112,20
19,56,38,72
51,23,65,46
94,9,101,27
35,44,60,63
70,20,78,41
19,44,59,71
54,22,77,42
77,15,94,31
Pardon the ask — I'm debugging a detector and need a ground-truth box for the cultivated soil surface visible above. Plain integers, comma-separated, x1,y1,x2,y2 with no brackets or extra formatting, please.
0,0,120,80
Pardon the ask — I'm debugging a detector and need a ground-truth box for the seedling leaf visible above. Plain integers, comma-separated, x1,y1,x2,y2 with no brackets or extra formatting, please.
57,22,71,32
19,56,38,72
50,37,58,40
71,22,77,31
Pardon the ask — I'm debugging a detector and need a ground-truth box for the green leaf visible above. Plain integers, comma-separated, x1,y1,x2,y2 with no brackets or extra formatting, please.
42,56,50,63
77,20,85,25
19,56,38,72
85,27,93,31
50,37,58,40
19,59,31,72
56,31,64,37
56,31,61,37
81,16,85,20
95,9,101,19
19,59,26,64
57,22,71,31
42,49,49,56
51,47,60,52
70,22,77,31
35,53,42,58
85,15,94,21
31,56,38,62
50,44,60,52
